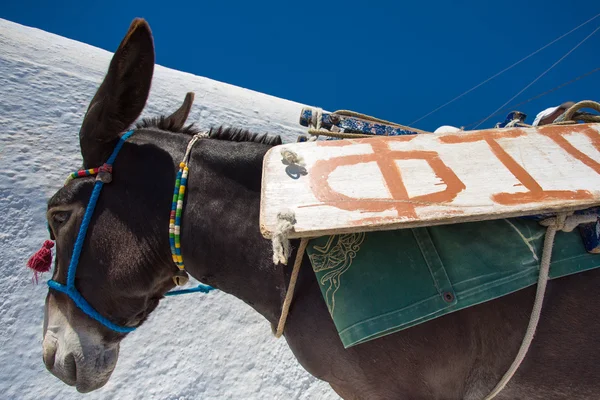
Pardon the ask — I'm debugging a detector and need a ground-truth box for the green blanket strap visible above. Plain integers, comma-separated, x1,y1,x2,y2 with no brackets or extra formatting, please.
306,217,600,348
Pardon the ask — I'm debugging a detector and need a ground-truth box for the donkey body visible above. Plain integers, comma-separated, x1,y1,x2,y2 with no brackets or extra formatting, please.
41,19,600,399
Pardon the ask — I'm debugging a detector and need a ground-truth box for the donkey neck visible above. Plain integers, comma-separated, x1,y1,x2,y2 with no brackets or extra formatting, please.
175,136,286,325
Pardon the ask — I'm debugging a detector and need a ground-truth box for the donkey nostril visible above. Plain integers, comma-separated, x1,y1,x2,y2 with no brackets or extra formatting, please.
43,342,57,370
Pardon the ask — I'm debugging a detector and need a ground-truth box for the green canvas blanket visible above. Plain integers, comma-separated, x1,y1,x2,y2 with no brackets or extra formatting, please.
306,217,600,348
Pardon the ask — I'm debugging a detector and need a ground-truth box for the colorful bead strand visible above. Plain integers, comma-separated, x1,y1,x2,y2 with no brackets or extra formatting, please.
65,164,113,184
65,168,99,184
169,162,188,270
168,132,207,272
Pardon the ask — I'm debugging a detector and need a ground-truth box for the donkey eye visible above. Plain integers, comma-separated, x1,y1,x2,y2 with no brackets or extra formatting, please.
47,210,71,239
52,211,70,225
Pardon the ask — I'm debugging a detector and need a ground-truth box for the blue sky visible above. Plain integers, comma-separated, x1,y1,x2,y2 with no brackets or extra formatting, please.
3,1,599,131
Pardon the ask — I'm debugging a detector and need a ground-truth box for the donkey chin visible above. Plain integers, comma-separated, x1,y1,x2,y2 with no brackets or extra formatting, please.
42,297,121,393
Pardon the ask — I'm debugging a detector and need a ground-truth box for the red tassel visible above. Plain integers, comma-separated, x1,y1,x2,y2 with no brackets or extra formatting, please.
27,240,54,283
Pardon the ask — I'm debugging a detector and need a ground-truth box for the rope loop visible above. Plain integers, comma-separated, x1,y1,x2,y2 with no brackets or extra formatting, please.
539,211,597,233
272,210,296,265
310,107,323,131
306,107,323,141
561,100,600,122
553,100,600,125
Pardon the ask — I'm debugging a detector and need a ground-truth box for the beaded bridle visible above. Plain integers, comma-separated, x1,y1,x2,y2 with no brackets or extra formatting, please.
41,129,213,333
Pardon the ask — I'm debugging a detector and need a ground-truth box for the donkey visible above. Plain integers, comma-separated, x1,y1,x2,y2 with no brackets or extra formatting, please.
41,18,600,399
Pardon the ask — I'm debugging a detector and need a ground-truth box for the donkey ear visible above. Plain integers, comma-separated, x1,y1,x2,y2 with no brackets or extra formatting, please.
164,92,195,131
79,18,155,167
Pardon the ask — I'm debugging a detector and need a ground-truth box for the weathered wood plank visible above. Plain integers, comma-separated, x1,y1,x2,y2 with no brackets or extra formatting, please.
260,123,600,239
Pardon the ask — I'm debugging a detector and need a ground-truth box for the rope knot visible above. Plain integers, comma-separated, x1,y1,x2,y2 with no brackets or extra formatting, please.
281,148,305,167
272,210,296,265
540,212,597,233
98,163,113,173
27,240,54,284
540,213,568,231
96,163,113,183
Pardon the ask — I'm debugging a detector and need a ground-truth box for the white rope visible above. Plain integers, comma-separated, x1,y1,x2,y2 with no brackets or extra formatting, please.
544,212,598,233
409,13,600,126
272,210,296,265
182,131,209,164
504,119,522,128
484,211,598,399
474,24,600,129
281,148,305,166
307,107,323,141
310,107,323,130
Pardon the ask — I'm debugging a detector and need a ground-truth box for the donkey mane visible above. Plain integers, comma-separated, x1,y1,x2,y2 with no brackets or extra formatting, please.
208,127,282,146
136,116,282,146
136,116,200,135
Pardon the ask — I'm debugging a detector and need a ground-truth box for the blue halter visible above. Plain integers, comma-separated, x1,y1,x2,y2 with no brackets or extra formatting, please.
48,130,213,334
48,130,136,333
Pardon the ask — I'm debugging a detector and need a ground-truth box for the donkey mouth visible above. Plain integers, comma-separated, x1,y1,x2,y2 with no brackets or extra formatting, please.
75,346,120,393
44,338,120,393
48,353,118,393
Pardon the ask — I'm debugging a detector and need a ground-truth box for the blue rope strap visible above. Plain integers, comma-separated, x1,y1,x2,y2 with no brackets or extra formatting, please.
48,281,135,333
164,283,215,296
48,130,136,333
48,129,216,334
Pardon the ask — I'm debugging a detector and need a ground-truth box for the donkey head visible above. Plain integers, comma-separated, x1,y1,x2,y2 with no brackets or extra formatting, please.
42,19,195,392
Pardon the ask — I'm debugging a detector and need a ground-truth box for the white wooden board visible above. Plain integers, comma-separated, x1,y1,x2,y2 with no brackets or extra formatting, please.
260,123,600,239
